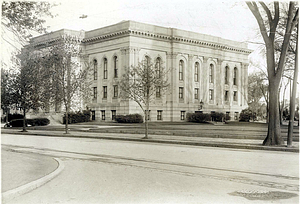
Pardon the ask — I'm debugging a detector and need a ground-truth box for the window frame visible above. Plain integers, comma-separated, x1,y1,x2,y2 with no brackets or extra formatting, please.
114,56,118,78
195,88,199,99
179,87,184,99
180,111,186,120
225,66,229,84
179,60,184,81
225,90,228,101
233,67,237,85
156,57,161,78
93,59,98,80
194,62,199,82
233,91,237,101
111,110,116,120
156,86,161,98
103,86,107,99
101,110,105,120
113,85,118,98
157,110,162,121
209,89,214,100
103,58,108,79
93,87,97,99
209,64,214,83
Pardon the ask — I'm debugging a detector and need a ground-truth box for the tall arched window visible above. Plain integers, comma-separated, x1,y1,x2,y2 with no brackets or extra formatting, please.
194,62,199,82
225,66,229,84
209,64,214,83
179,60,184,81
155,57,161,78
233,67,238,85
93,59,97,80
114,56,118,78
103,58,108,79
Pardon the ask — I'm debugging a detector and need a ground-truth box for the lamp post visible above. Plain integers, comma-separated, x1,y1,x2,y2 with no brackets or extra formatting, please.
198,100,204,110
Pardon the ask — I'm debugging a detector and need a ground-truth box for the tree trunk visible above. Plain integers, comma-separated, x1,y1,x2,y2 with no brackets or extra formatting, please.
65,106,69,134
22,108,27,132
287,28,298,147
143,110,148,139
5,108,9,124
263,83,283,146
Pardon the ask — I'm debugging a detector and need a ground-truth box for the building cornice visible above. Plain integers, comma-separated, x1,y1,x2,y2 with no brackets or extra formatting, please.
82,29,252,54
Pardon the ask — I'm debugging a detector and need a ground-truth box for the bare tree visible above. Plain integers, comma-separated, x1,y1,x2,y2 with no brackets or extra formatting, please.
247,2,298,146
44,35,89,134
119,58,169,139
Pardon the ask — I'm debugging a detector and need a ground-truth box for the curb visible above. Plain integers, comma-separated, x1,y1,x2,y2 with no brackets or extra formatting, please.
2,158,64,203
2,131,299,153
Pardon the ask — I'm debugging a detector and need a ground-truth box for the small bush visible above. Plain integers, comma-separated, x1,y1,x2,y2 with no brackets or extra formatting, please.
2,113,23,122
225,114,231,121
63,110,91,124
211,112,224,122
187,113,211,123
9,119,27,127
239,108,256,122
27,118,50,126
115,114,143,123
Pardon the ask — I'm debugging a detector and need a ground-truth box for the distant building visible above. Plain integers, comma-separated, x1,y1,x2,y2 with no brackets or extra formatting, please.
28,20,251,122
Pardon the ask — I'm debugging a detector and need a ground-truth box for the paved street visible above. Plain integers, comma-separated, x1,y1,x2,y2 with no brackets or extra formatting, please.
2,133,299,204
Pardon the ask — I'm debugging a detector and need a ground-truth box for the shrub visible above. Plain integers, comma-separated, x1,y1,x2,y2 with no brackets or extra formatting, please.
225,114,231,121
115,114,143,123
187,113,211,123
27,118,50,126
2,113,23,122
63,110,91,124
9,119,27,127
211,112,224,122
239,108,256,122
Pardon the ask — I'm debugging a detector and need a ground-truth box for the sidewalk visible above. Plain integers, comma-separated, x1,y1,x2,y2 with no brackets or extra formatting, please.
1,146,64,203
2,128,299,152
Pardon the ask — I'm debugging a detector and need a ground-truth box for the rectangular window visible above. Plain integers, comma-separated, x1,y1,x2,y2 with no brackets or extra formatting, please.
103,86,107,99
101,110,105,120
179,87,184,99
209,89,214,100
156,86,161,98
113,85,118,98
233,91,237,101
225,91,228,101
91,110,96,120
234,112,239,120
93,87,97,99
111,110,116,120
180,111,186,120
195,88,199,99
157,110,162,120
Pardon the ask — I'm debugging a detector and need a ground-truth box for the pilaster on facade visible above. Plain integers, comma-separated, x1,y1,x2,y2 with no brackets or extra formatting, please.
201,56,209,105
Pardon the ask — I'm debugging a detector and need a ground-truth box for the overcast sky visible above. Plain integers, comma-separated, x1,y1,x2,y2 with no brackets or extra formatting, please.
43,0,261,49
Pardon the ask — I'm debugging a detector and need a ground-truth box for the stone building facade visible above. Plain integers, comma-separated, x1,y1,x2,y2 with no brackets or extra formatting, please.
29,20,252,122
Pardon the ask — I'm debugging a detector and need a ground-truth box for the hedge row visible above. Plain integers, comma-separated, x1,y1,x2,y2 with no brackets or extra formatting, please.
187,113,211,123
7,118,50,127
187,112,230,123
115,114,143,123
63,110,91,124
